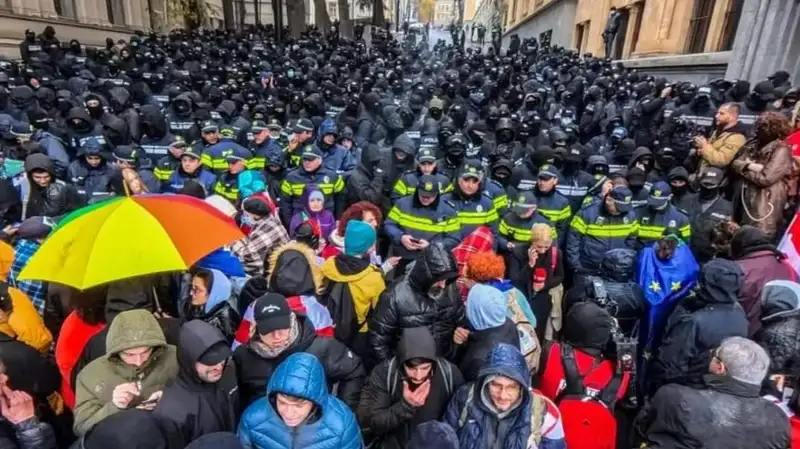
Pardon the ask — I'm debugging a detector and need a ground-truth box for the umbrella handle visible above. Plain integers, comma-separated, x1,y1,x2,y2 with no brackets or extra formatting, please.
151,286,163,316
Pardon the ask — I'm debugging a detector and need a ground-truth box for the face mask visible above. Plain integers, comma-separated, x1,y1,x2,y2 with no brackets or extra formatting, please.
241,214,256,227
670,183,688,196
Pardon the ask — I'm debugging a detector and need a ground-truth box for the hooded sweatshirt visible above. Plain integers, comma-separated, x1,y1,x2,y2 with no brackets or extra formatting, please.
184,269,240,343
460,285,520,381
153,320,239,447
73,309,178,436
357,327,464,449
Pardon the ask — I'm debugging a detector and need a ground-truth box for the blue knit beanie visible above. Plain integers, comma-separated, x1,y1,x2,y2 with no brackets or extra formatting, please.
466,284,507,331
344,220,376,256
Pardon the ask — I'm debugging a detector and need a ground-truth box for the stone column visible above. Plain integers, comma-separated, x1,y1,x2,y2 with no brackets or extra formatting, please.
725,0,800,85
12,0,40,16
38,0,59,18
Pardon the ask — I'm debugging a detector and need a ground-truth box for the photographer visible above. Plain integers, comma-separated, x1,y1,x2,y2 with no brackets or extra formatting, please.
564,248,644,337
690,103,746,177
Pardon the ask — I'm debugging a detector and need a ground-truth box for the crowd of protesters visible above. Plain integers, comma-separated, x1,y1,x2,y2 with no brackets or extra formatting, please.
0,19,799,449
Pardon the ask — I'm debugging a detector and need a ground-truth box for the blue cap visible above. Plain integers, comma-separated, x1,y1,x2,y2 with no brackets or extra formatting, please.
225,146,252,163
512,191,537,214
301,145,323,160
537,164,562,180
459,160,484,180
648,181,671,209
201,121,218,133
608,185,633,213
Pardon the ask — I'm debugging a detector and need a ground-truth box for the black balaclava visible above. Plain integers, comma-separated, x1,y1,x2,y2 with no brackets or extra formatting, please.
626,167,647,193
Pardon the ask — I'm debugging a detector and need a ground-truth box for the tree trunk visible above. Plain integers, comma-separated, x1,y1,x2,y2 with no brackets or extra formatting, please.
286,0,306,37
315,0,331,30
338,0,353,38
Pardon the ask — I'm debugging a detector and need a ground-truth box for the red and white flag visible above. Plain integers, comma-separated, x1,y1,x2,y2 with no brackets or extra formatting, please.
779,212,800,277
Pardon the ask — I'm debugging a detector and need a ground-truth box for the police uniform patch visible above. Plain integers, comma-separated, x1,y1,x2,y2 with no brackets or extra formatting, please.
642,217,650,223
623,216,630,224
596,216,605,225
668,220,676,227
625,196,632,202
323,176,330,183
654,190,662,196
424,182,433,191
518,195,525,203
476,205,483,212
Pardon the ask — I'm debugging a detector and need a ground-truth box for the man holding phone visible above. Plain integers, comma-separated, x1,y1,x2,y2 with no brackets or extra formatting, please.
385,174,463,265
73,310,178,436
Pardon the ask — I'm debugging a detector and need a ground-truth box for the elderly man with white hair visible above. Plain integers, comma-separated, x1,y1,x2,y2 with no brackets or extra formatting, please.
638,336,789,449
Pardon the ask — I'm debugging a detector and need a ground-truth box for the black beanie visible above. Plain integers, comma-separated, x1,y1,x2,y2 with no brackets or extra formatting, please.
242,196,271,218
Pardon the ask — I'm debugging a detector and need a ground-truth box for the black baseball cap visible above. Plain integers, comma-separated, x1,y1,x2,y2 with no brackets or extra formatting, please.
254,293,292,335
699,166,725,187
417,174,440,199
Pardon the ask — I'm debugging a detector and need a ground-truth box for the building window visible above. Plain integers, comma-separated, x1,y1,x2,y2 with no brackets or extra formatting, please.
0,0,9,9
574,22,585,53
54,0,77,18
106,0,126,25
630,2,644,54
328,2,338,19
686,0,716,53
718,0,743,51
539,29,552,47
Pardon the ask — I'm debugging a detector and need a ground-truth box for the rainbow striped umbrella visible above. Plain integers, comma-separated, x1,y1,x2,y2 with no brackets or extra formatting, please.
18,194,244,290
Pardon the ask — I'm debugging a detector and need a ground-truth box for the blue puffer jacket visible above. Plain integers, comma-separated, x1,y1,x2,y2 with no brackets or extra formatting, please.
237,352,362,449
443,344,532,449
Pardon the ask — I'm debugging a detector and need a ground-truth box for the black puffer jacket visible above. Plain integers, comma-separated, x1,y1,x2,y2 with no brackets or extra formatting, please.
641,376,789,449
21,154,81,220
649,259,749,396
754,280,800,374
369,243,461,362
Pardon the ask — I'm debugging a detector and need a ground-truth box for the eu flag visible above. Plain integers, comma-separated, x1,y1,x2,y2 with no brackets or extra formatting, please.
635,242,700,359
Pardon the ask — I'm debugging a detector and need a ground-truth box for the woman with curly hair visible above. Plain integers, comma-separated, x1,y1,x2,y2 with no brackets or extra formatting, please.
732,111,793,236
320,201,399,273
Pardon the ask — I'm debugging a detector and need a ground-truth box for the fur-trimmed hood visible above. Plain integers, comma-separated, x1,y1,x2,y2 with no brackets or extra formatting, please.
266,241,323,296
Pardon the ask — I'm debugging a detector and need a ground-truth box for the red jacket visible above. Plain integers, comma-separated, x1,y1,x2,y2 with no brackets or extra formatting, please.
54,312,106,409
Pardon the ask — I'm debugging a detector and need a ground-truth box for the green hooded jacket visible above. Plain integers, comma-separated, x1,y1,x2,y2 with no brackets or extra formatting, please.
73,309,178,436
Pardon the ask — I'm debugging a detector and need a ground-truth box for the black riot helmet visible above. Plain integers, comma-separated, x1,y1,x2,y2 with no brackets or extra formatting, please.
495,117,515,144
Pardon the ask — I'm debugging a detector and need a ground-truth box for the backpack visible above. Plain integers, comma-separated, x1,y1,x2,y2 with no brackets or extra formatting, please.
321,280,361,345
505,288,541,372
386,356,455,398
555,343,623,449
